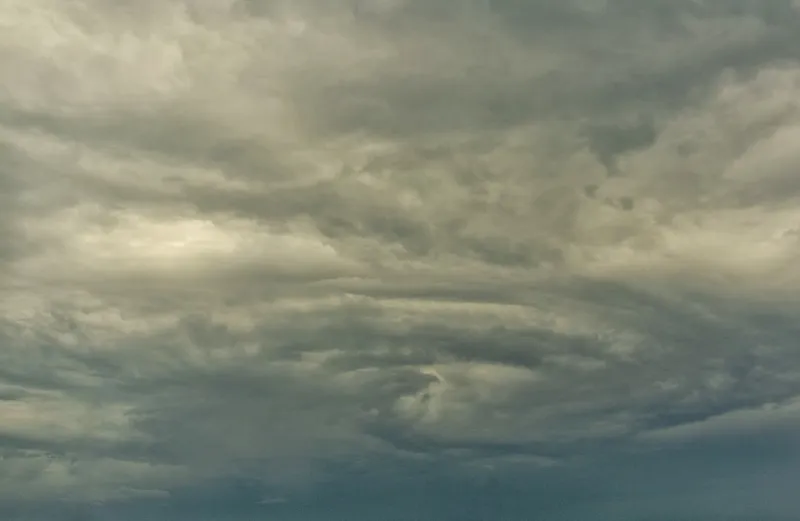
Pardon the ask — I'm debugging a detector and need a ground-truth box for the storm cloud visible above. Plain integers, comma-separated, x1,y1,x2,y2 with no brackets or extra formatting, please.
2,1,800,519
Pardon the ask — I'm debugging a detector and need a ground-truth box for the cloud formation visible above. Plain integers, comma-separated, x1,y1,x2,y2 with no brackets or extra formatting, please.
2,0,800,519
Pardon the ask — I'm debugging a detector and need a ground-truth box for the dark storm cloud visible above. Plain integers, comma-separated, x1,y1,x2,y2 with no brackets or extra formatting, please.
2,0,800,519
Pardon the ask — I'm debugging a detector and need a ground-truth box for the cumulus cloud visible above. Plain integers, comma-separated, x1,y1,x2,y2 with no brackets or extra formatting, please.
2,0,800,519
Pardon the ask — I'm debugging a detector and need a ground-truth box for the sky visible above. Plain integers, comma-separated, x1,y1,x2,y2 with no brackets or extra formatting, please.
2,0,800,520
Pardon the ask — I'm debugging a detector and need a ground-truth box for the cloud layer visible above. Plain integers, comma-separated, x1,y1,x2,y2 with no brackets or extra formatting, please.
2,1,800,519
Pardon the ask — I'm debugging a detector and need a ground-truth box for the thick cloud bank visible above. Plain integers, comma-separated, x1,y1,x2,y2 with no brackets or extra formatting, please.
2,1,800,520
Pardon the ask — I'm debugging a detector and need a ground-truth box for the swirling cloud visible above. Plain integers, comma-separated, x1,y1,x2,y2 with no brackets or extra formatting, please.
2,1,800,520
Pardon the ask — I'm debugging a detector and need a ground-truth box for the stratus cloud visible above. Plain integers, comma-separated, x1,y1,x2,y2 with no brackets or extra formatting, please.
2,0,800,515
638,396,800,444
0,451,182,503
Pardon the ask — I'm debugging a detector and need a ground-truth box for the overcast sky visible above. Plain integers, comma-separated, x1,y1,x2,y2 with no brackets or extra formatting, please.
2,1,800,520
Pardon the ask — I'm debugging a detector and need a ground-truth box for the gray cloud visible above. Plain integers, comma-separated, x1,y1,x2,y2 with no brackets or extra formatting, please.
2,0,800,519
